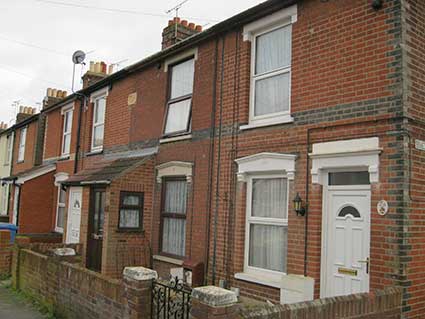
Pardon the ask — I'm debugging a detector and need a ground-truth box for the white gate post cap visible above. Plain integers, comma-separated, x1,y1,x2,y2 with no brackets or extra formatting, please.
123,267,158,281
192,286,238,307
53,248,76,256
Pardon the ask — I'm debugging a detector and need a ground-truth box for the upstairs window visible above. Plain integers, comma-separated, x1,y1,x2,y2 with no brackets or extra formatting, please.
163,58,194,137
62,108,73,156
252,25,291,121
18,127,27,162
91,96,106,151
4,134,12,165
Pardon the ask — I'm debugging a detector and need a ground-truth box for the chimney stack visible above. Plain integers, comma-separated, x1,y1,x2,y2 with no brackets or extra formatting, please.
82,61,112,89
43,88,68,109
162,18,203,50
0,122,7,133
16,106,37,123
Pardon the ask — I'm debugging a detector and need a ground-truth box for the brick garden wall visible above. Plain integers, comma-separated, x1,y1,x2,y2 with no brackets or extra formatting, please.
0,231,12,277
12,247,126,319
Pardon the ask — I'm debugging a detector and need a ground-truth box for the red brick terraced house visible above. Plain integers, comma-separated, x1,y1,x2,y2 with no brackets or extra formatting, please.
5,0,425,318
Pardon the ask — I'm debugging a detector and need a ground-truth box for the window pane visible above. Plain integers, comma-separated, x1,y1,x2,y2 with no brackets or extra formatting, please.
165,180,187,214
57,207,65,228
255,25,291,75
95,98,106,124
255,72,290,117
64,110,72,132
170,59,194,99
59,188,66,204
249,224,287,272
119,209,140,228
93,125,104,147
63,134,71,154
252,178,287,219
328,171,370,185
164,99,191,135
123,195,140,206
162,217,186,256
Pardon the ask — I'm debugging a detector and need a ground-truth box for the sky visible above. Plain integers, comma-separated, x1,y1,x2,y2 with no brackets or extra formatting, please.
0,0,264,126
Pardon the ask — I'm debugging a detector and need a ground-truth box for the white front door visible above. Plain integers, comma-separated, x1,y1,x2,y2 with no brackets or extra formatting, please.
322,185,371,298
66,187,82,244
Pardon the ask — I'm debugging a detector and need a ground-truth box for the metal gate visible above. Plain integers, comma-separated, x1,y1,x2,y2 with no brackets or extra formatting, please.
151,277,192,319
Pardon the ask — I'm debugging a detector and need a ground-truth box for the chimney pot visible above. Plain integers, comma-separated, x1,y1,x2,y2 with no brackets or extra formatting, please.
101,62,107,74
47,88,52,97
173,17,181,24
52,89,58,97
168,20,174,26
195,25,202,32
108,65,114,74
188,22,195,30
89,61,95,72
181,20,188,26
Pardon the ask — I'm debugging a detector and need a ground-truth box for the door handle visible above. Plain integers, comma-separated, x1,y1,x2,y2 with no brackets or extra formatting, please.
358,257,370,274
92,234,103,240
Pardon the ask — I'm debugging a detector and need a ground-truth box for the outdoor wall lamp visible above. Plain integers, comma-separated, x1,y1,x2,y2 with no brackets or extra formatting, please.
293,193,306,217
371,0,383,11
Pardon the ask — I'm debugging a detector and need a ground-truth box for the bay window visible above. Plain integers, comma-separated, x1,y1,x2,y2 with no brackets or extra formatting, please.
163,58,194,137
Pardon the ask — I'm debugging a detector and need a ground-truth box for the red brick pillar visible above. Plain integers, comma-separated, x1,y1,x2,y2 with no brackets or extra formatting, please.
191,286,239,319
0,231,12,277
123,267,158,319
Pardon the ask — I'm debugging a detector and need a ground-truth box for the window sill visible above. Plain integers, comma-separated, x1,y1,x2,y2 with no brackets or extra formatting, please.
58,155,70,161
153,254,184,266
235,272,282,288
116,229,144,234
239,116,294,131
86,149,103,157
160,134,192,144
17,160,24,164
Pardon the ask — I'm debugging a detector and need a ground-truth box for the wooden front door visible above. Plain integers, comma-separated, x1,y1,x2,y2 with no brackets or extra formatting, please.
87,188,106,272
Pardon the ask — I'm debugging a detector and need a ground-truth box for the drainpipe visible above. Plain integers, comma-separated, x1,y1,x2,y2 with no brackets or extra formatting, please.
74,96,86,174
212,36,226,286
204,38,219,284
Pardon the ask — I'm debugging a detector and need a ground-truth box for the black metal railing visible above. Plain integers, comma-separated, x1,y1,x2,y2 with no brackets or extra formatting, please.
151,277,192,319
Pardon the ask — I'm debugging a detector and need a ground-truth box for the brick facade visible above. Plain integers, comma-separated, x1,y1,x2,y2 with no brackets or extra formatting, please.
3,0,425,318
0,231,12,277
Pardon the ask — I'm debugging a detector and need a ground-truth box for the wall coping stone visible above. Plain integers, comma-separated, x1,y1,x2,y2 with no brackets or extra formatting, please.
52,248,76,256
192,286,238,307
123,266,158,281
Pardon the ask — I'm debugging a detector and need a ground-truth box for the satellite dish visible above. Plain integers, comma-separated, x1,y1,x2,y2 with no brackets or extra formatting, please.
72,50,86,64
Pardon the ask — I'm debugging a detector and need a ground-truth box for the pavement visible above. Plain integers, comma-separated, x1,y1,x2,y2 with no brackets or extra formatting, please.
0,280,47,319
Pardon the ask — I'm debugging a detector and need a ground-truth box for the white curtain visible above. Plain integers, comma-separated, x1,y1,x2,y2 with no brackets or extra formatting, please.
120,209,139,228
123,195,140,206
170,59,195,99
164,99,191,134
252,178,287,219
249,224,287,272
255,25,291,75
255,72,290,116
165,180,187,213
162,218,186,256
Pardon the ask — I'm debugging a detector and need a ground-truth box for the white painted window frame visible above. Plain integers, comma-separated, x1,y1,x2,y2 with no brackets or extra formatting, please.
241,5,297,130
18,127,27,162
55,186,66,233
4,134,12,165
91,95,106,152
0,185,8,216
61,106,73,156
243,173,289,281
